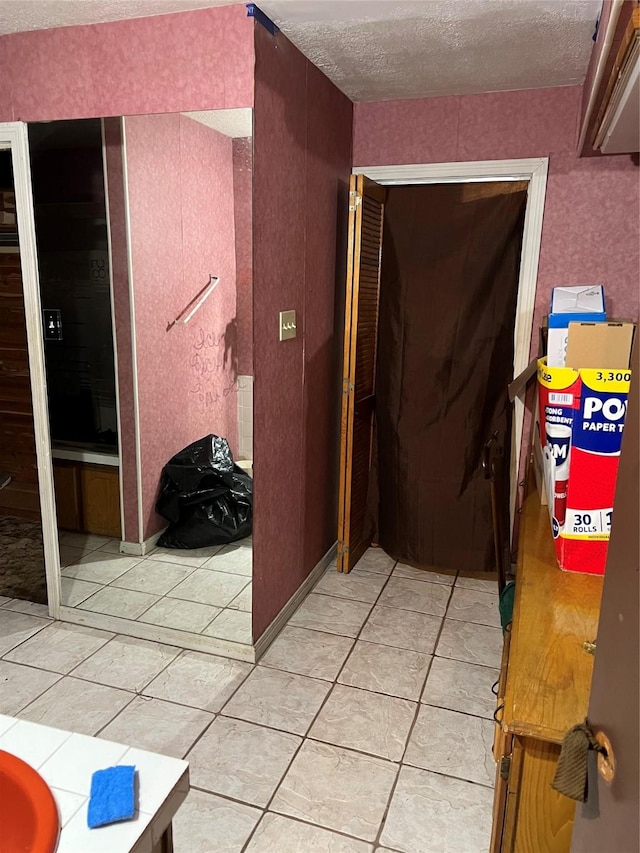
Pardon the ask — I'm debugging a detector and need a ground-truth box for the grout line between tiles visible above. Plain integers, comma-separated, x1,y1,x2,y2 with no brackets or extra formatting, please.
362,569,460,850
330,561,443,689
246,555,406,849
416,578,458,703
66,636,182,695
187,783,264,815
244,567,404,825
4,546,500,850
367,575,452,849
16,678,138,735
446,614,502,630
401,759,496,791
303,725,411,765
0,653,67,681
0,623,53,658
418,699,496,723
107,562,200,597
242,807,390,852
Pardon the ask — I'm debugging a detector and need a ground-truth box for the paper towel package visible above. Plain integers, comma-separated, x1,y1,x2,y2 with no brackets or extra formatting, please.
537,357,631,575
547,285,606,367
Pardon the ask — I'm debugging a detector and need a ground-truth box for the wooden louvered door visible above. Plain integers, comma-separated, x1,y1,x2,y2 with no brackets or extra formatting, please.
337,174,385,573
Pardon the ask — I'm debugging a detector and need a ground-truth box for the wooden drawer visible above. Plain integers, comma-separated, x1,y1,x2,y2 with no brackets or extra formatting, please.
53,460,82,531
80,464,121,537
53,460,121,538
490,480,600,853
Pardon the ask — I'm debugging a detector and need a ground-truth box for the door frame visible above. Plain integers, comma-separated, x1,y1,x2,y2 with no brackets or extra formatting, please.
352,158,549,537
0,121,61,617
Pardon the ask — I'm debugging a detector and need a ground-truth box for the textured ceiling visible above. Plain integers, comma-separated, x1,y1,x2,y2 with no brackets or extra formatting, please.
258,0,603,101
0,0,602,102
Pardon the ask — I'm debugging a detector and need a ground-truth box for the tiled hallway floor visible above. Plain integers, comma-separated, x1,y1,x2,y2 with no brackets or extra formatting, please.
0,548,500,852
58,532,252,645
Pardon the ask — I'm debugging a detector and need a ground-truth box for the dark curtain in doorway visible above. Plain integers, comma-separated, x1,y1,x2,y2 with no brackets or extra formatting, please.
373,182,527,574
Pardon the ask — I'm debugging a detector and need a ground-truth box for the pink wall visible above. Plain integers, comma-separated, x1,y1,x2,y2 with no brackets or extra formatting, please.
354,85,639,534
252,26,353,640
103,118,139,543
125,114,239,539
0,4,254,544
233,137,254,375
0,5,253,122
354,86,640,335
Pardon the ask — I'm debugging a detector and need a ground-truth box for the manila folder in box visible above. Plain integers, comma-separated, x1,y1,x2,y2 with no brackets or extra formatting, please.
565,321,635,370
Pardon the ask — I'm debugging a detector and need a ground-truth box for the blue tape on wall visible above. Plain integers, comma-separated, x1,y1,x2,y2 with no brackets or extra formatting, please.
246,4,279,35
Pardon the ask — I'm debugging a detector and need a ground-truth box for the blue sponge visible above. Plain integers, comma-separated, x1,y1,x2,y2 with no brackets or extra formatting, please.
87,765,137,829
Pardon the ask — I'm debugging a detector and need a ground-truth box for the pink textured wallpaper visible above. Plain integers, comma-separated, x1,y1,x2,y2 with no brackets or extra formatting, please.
354,85,639,535
0,3,254,544
233,137,254,375
0,41,11,119
354,86,640,330
125,114,238,539
103,117,139,543
252,26,353,640
252,29,307,640
0,4,253,122
303,60,353,577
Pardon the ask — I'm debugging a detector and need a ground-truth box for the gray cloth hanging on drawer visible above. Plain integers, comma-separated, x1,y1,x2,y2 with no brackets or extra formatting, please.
552,721,605,802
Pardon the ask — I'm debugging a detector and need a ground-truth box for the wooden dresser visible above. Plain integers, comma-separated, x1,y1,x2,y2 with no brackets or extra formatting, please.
490,482,603,853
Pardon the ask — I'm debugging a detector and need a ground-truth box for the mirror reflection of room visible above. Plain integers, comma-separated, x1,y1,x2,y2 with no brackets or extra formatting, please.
29,110,254,650
0,148,48,608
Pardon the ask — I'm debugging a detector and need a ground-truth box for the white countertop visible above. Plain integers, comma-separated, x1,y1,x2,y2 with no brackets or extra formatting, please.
0,714,189,853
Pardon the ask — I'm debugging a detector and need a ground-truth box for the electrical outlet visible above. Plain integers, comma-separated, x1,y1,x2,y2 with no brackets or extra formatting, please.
279,310,297,341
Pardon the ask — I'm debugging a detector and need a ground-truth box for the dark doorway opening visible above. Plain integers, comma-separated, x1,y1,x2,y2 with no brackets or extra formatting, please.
370,181,528,575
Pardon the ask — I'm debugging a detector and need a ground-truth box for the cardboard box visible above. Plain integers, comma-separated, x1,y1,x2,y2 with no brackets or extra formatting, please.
566,321,635,370
547,285,606,367
537,357,631,575
550,285,606,317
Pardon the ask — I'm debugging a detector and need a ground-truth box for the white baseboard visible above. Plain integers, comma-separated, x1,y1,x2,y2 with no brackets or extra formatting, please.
253,541,338,661
119,527,167,557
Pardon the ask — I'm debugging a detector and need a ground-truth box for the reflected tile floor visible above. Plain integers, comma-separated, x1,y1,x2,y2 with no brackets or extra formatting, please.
57,532,252,646
2,550,500,852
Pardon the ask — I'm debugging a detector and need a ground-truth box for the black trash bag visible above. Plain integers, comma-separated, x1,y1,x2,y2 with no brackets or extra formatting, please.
155,434,252,549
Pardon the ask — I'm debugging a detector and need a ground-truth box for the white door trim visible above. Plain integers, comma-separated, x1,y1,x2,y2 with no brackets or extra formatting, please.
0,122,61,616
121,117,145,546
353,158,549,535
100,118,126,542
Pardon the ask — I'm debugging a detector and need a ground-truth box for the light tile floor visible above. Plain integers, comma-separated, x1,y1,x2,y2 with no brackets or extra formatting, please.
0,549,501,853
57,531,252,645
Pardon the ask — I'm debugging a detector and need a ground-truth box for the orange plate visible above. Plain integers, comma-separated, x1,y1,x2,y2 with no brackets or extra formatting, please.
0,749,60,853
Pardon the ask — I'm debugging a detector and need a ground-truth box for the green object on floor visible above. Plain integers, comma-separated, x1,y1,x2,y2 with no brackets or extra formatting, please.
499,580,515,633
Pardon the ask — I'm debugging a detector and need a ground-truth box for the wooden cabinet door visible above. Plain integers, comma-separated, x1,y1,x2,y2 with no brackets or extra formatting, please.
79,464,121,538
53,460,82,531
337,174,386,572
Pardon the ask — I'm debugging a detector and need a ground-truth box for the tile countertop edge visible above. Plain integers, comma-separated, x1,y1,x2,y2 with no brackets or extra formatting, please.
142,775,190,851
0,715,190,853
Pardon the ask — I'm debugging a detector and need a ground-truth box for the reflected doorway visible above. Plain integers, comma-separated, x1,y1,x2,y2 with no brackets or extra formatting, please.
0,147,47,605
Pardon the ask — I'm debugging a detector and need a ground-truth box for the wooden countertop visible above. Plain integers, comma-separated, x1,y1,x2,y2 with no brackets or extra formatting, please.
503,481,603,744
